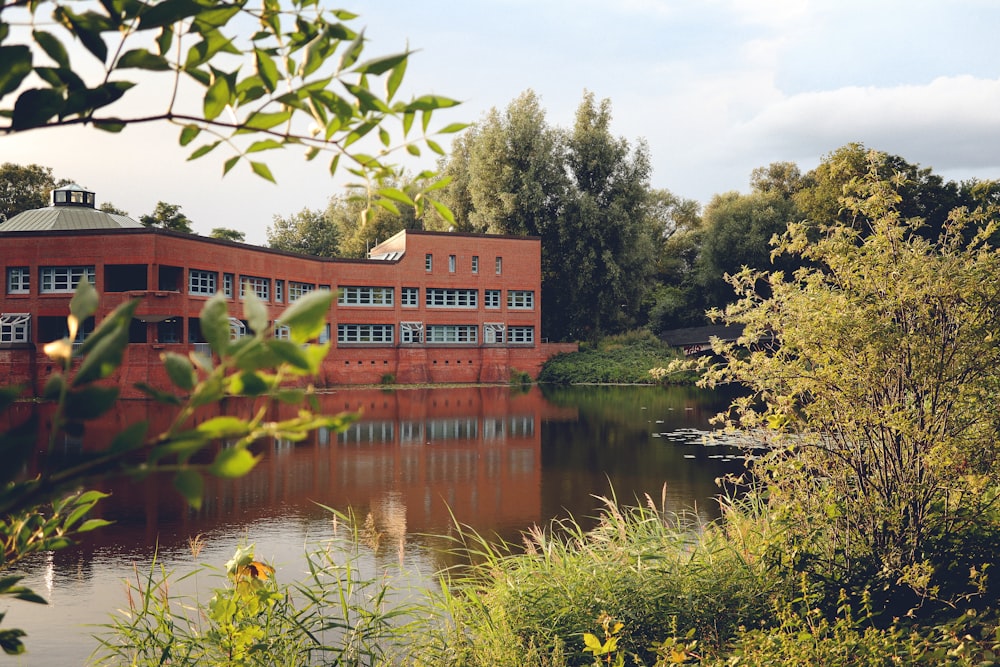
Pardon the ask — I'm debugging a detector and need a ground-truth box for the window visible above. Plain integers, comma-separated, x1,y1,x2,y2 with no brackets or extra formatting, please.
240,275,270,301
40,266,95,293
338,286,394,306
448,255,456,272
507,290,535,309
401,287,419,307
338,323,394,344
484,289,501,309
472,256,479,274
484,322,505,344
275,279,284,303
6,267,29,294
0,313,30,344
288,281,315,302
229,317,248,340
495,256,502,275
223,273,234,298
427,324,478,344
426,288,477,308
188,269,217,296
508,326,534,344
274,324,291,340
400,321,424,343
425,254,433,272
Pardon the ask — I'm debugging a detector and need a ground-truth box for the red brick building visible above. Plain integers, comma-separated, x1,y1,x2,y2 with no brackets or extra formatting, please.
0,184,575,396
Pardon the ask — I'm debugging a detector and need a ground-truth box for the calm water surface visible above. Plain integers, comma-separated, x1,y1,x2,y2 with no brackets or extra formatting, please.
6,384,742,665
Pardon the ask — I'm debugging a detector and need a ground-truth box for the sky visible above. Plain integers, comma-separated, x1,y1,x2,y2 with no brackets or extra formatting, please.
5,0,1000,244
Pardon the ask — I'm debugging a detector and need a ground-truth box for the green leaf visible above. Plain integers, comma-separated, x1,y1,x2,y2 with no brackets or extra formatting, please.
179,124,201,146
135,382,184,405
110,421,149,453
200,294,231,353
203,74,232,120
377,187,414,206
196,416,249,438
246,139,282,154
386,58,406,100
77,518,112,533
354,52,408,76
430,198,456,226
242,289,268,334
116,48,170,70
70,281,99,322
0,44,32,97
244,110,291,131
250,161,275,183
438,122,470,134
277,290,333,344
223,155,239,175
11,89,64,130
32,31,69,69
254,48,279,92
210,447,259,478
162,352,197,390
156,26,174,56
188,140,221,160
265,338,312,370
63,385,120,420
173,469,204,510
138,0,203,30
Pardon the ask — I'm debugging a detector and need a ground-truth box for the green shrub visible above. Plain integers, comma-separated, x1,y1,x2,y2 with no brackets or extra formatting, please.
423,492,778,666
538,330,681,384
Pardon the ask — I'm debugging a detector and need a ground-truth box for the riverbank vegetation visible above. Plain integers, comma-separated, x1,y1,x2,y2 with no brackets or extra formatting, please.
537,330,683,385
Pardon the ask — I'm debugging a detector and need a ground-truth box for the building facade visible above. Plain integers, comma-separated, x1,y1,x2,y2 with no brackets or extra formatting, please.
0,185,575,397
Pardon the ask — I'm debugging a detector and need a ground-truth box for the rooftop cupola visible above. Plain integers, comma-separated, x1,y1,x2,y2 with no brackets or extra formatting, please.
51,183,96,208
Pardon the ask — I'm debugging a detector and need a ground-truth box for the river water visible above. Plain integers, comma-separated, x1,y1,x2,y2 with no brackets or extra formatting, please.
4,384,743,665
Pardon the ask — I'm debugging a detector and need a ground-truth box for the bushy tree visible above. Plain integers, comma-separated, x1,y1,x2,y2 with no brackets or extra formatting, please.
703,151,1000,612
210,227,245,242
0,163,57,221
268,207,339,256
140,201,194,233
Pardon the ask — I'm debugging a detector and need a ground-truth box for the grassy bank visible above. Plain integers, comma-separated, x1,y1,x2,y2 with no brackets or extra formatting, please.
538,330,686,384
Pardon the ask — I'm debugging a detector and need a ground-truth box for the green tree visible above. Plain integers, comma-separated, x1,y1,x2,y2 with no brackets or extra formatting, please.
459,89,568,237
694,189,798,310
0,1,462,208
546,92,656,340
99,202,129,216
140,201,194,233
0,163,56,221
702,151,1000,611
210,227,245,242
267,206,340,257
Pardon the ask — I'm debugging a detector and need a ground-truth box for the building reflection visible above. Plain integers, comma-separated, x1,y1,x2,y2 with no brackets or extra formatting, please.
8,386,575,558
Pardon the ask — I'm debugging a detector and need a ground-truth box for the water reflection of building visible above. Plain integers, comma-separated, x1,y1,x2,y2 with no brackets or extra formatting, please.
12,387,576,556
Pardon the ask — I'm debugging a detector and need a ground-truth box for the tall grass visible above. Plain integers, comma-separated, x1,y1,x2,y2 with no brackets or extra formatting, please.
416,487,780,667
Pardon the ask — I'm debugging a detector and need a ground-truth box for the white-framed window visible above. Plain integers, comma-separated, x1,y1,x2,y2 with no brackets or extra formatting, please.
484,322,505,344
484,289,501,309
6,267,30,294
188,269,217,296
338,323,394,344
0,313,30,344
507,290,535,309
223,273,234,298
274,324,290,339
229,317,248,340
427,324,478,344
495,256,502,275
318,323,331,344
448,255,456,272
425,254,433,272
426,288,477,308
472,256,479,274
40,266,95,293
240,275,270,301
338,286,394,306
508,326,534,344
288,281,315,302
400,321,424,343
401,287,418,307
275,279,284,303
